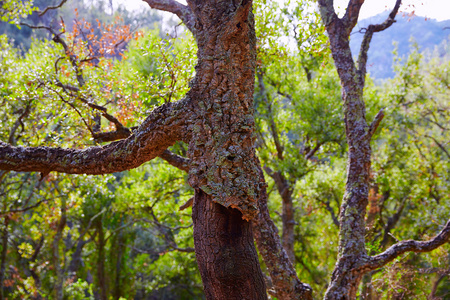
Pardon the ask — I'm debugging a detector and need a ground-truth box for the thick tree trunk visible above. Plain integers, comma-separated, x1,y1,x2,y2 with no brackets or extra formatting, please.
185,1,268,298
193,189,267,299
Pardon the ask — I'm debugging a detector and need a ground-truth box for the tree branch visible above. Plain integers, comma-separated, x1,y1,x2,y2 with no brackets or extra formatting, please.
342,0,365,35
318,0,337,27
141,0,196,34
179,197,193,211
305,142,323,160
0,99,190,175
357,0,401,78
159,150,190,172
367,109,384,140
0,199,49,216
257,72,284,161
39,0,68,16
366,219,450,271
424,135,450,160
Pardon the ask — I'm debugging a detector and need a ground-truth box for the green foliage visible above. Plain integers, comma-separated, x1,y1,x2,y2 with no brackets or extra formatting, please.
0,1,449,299
0,0,35,24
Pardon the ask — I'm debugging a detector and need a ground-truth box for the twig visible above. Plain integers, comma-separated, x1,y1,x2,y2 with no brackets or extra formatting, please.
39,0,68,16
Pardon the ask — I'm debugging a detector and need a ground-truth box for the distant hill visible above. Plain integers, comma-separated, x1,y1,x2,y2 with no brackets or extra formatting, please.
349,12,450,79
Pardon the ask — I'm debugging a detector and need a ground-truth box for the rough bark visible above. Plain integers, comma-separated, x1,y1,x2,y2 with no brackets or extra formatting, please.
318,0,450,299
184,0,262,222
252,165,312,300
0,99,189,176
193,189,267,299
0,0,311,298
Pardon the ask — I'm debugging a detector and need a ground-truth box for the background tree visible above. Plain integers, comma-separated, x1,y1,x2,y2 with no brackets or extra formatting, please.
318,0,450,298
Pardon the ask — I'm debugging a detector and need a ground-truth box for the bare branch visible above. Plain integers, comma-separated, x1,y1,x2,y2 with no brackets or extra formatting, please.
179,197,193,211
170,245,195,252
318,0,337,27
424,135,450,160
357,0,401,77
39,0,67,16
366,219,450,271
367,109,385,140
159,150,190,172
342,0,365,35
257,72,284,160
141,0,196,34
9,102,32,146
20,22,85,86
0,99,190,175
0,199,49,216
305,142,323,160
430,267,450,299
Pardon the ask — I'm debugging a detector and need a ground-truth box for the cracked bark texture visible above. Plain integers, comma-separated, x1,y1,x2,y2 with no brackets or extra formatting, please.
193,189,267,299
318,3,371,296
185,0,261,221
0,0,316,298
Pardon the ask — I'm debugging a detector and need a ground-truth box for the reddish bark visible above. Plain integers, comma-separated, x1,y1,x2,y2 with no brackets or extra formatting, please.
0,1,314,298
193,190,267,299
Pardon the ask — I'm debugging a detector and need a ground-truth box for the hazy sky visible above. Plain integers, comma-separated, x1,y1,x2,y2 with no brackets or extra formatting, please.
116,0,450,22
334,0,450,21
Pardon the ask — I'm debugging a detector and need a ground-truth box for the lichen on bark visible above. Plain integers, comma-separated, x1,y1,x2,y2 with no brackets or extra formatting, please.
185,1,261,221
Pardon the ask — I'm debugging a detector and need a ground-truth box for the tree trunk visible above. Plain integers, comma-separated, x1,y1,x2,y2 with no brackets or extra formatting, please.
53,198,67,300
319,8,372,300
113,230,126,300
0,217,9,300
96,219,108,300
274,172,295,264
252,166,312,300
193,189,267,299
185,1,268,298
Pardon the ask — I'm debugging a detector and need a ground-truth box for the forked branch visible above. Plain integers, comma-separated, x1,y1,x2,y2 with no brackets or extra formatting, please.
365,219,450,271
0,99,190,175
343,0,365,35
142,0,196,34
357,0,401,77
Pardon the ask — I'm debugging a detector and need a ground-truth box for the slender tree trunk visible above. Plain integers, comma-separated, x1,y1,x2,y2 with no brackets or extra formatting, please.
252,167,312,300
360,273,376,300
53,198,67,300
257,72,296,263
193,190,267,299
275,173,295,263
0,217,9,300
96,220,107,300
113,230,125,300
318,6,372,299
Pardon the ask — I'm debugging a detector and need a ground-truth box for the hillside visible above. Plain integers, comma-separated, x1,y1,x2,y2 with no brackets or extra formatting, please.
350,12,450,79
